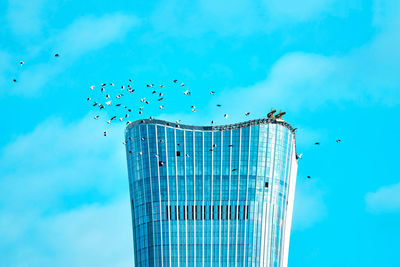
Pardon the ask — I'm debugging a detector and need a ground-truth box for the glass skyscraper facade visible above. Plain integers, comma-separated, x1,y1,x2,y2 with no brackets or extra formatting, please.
125,118,298,267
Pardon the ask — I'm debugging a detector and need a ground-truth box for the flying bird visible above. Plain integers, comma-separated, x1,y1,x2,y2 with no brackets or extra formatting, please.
106,94,110,99
173,79,178,83
152,90,157,94
160,85,165,88
146,84,154,87
315,142,320,145
217,104,221,107
54,53,59,57
180,83,184,87
104,131,107,136
159,105,164,109
210,91,215,95
90,85,95,90
105,100,111,106
224,114,228,118
307,176,311,179
245,112,250,116
13,79,17,82
336,139,341,143
94,115,99,119
211,121,215,124
20,61,24,66
87,97,91,101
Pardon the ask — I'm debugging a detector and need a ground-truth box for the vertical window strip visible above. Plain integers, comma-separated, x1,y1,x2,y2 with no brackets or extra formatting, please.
182,130,188,267
277,127,293,266
173,128,180,264
163,126,172,265
234,128,242,264
266,124,279,266
218,131,223,266
145,125,157,265
154,125,164,266
242,125,251,266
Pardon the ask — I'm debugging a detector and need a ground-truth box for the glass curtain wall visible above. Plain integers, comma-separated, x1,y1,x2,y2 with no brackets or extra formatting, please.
126,119,297,267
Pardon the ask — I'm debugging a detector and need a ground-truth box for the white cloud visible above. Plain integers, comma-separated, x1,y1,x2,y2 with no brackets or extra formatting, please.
9,13,139,96
0,198,133,267
7,0,48,35
0,114,133,266
292,181,327,230
0,50,13,88
150,0,338,37
0,114,127,212
206,1,400,118
365,182,400,213
55,13,139,58
263,0,337,23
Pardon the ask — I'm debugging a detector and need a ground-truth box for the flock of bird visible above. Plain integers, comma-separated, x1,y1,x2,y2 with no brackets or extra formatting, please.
85,78,251,137
12,54,341,180
85,78,342,180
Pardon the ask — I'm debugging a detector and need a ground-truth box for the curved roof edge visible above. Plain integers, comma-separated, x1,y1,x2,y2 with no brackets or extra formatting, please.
126,118,296,134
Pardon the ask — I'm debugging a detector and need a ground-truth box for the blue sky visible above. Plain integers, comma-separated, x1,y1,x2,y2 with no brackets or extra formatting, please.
1,0,400,266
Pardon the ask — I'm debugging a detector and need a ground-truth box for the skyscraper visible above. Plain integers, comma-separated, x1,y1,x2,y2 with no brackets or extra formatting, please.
125,118,298,266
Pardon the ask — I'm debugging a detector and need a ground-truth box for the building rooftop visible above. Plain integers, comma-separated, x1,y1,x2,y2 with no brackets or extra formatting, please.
126,118,296,134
